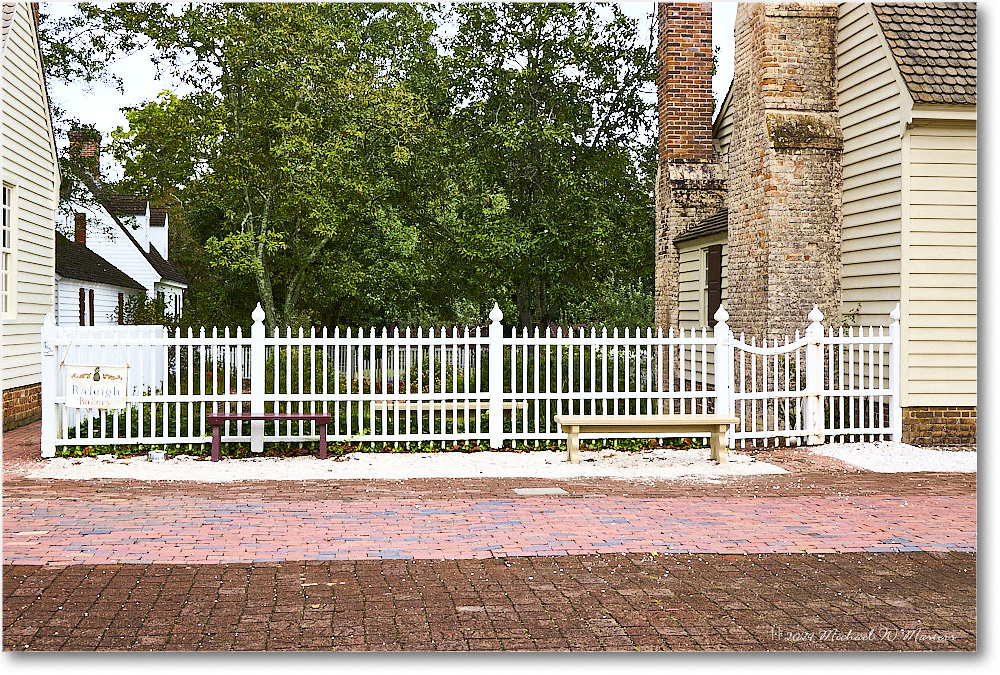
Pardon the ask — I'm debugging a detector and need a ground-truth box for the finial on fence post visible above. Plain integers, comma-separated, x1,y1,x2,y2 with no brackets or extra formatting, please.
251,303,266,326
807,304,824,326
713,304,729,328
889,303,900,324
489,302,503,325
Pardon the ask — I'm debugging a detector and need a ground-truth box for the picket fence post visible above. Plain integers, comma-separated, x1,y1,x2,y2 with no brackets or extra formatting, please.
40,313,57,458
487,303,504,449
713,305,734,446
889,303,902,442
804,305,825,445
250,303,266,453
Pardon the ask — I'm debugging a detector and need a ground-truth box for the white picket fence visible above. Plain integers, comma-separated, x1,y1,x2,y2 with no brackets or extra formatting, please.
39,303,901,456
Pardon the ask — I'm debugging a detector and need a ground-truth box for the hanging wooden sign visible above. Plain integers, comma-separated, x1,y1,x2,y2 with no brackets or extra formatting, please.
65,365,128,409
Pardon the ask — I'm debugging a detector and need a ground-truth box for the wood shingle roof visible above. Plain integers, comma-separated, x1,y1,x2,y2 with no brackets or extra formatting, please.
55,233,145,290
676,209,728,244
873,2,976,105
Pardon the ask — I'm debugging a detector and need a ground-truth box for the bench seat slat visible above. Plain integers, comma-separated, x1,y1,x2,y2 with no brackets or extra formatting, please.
207,413,331,424
554,415,738,426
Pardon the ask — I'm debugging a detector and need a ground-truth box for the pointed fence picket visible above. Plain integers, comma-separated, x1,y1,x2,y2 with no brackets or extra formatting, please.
38,303,901,457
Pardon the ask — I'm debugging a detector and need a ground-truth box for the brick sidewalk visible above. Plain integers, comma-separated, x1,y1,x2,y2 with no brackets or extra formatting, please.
2,420,977,651
3,494,975,565
4,553,976,651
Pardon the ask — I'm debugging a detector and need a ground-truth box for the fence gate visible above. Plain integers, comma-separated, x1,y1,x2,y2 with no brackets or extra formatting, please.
721,305,901,447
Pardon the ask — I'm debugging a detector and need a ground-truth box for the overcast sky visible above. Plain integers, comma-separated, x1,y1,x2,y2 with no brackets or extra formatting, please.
44,1,739,176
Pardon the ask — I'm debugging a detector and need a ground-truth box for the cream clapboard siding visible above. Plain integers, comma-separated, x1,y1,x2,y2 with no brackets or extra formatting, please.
837,3,903,328
1,3,57,390
713,88,735,167
902,120,976,406
677,234,728,330
674,235,728,384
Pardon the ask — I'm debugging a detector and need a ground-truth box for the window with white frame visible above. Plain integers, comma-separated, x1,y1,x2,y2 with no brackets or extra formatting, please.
2,185,13,316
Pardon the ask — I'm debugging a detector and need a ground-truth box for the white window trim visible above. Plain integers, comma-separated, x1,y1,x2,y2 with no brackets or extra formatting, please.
2,183,16,320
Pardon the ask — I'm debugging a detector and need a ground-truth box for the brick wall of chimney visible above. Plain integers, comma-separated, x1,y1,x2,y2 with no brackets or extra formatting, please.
68,130,101,179
74,212,87,245
657,2,716,164
654,2,727,331
725,2,843,340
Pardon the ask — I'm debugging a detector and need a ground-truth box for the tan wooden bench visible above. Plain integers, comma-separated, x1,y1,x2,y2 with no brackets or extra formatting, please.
553,414,740,465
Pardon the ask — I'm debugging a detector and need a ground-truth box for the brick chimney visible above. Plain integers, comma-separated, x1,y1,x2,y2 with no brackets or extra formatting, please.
74,213,86,245
725,2,843,339
68,129,101,179
654,2,727,330
657,2,716,164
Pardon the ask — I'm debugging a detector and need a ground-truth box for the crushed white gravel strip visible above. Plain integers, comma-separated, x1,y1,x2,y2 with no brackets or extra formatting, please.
27,448,786,483
810,441,976,473
26,441,975,482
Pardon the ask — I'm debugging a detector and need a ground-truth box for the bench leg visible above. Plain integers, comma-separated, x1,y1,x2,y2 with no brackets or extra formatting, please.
211,425,221,462
567,427,580,464
319,424,327,460
710,429,727,464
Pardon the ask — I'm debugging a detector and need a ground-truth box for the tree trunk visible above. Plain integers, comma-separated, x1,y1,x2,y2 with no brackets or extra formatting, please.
516,277,533,329
254,255,279,329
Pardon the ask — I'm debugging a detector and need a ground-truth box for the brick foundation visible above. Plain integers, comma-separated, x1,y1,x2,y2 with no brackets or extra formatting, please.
901,407,977,447
3,383,42,432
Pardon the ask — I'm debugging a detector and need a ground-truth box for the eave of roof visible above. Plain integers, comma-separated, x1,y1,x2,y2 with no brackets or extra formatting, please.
675,209,728,244
147,244,188,285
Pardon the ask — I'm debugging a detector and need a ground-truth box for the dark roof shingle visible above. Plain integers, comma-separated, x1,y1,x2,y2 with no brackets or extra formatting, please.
147,245,188,285
55,233,145,290
1,3,15,49
873,3,976,105
676,209,728,244
102,195,148,216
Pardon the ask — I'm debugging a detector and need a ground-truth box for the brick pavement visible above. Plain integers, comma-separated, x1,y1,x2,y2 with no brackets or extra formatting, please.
2,494,975,565
2,421,977,651
3,554,976,651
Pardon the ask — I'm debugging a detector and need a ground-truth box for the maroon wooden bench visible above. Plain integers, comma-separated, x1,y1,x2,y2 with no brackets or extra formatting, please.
206,413,332,461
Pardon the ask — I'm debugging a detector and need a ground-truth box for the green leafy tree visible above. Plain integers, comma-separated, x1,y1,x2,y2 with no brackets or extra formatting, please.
425,2,657,328
47,3,437,329
39,3,658,331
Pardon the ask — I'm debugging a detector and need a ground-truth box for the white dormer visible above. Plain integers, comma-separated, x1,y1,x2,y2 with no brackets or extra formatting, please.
128,202,150,253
